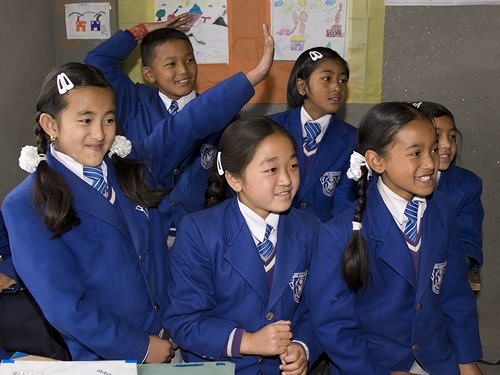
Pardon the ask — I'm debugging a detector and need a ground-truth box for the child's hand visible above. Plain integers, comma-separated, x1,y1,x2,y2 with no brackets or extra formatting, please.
459,363,484,375
0,272,16,291
240,320,291,356
245,24,275,87
279,342,307,375
142,13,193,34
144,335,179,363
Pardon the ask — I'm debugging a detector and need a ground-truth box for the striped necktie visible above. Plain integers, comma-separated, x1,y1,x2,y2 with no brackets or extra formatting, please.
83,165,108,196
169,100,178,116
257,224,274,260
403,200,420,243
304,121,321,152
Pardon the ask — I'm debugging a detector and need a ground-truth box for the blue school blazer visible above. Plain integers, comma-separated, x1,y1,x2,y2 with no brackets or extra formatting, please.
437,164,484,266
268,107,358,222
85,29,239,237
0,211,20,289
309,182,482,375
165,198,322,375
1,74,255,361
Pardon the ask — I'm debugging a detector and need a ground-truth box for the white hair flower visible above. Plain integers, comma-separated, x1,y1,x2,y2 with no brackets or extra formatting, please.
346,151,372,181
108,135,132,158
19,146,46,173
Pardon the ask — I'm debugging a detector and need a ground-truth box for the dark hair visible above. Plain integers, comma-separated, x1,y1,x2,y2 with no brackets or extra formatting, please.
204,116,297,208
287,47,349,108
342,102,433,292
34,62,167,237
141,28,193,67
411,101,462,152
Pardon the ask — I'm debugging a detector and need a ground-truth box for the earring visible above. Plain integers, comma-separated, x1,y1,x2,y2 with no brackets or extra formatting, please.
50,134,56,142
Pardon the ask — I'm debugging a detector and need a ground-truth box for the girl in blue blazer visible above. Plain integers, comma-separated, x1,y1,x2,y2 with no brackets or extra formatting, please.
268,47,358,222
1,51,272,362
165,117,321,375
414,102,484,279
309,103,482,374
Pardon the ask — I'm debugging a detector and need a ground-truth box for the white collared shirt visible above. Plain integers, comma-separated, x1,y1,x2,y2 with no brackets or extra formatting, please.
377,178,427,252
237,199,279,248
159,90,196,113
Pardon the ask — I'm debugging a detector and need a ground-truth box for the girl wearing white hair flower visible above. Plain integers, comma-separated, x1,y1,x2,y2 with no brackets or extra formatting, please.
2,56,271,363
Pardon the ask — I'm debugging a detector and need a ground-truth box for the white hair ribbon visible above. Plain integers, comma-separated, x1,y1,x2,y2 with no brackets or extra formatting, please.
216,151,224,176
346,151,372,181
309,51,323,61
352,221,362,231
108,135,132,158
57,73,75,95
411,102,422,109
19,145,46,173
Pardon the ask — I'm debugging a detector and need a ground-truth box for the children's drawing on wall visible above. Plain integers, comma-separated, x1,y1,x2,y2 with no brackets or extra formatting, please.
272,0,347,61
155,1,229,64
65,3,111,39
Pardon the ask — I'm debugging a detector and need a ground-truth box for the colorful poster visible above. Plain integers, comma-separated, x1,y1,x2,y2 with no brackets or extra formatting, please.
154,1,229,64
65,3,111,39
272,0,347,61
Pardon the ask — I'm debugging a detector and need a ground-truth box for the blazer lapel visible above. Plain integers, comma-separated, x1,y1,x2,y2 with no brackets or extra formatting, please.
266,213,304,310
223,201,270,304
367,184,417,289
300,116,349,194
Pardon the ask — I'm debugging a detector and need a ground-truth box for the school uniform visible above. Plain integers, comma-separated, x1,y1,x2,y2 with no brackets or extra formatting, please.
85,29,237,240
0,212,70,360
437,164,484,266
165,198,322,375
309,180,482,375
268,107,358,222
1,73,255,361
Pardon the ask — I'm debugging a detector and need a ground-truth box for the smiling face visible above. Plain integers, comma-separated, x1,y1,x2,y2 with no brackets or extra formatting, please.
433,115,457,171
227,133,300,220
40,87,116,167
374,118,439,201
298,58,348,119
142,39,197,100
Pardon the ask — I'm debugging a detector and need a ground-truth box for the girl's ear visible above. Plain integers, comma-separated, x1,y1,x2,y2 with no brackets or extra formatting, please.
225,172,242,193
296,78,307,96
142,66,156,84
365,150,385,174
39,113,58,139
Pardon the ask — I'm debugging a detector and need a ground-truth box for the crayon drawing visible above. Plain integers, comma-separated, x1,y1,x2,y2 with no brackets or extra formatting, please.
272,0,347,61
155,1,229,64
65,3,111,39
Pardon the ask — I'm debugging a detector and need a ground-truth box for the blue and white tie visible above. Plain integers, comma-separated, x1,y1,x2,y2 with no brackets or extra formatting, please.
257,224,274,260
403,200,420,243
83,165,108,196
169,100,178,116
304,121,321,152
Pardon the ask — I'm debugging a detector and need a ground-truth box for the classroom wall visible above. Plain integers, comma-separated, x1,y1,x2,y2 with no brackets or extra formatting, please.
0,1,498,368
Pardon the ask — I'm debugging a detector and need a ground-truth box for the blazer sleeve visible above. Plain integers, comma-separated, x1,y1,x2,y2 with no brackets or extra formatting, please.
84,29,143,124
136,72,254,185
309,221,389,375
457,178,484,266
0,211,22,290
2,197,150,361
165,215,239,360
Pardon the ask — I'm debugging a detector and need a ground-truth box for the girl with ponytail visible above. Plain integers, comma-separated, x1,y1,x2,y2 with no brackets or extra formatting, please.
308,102,483,375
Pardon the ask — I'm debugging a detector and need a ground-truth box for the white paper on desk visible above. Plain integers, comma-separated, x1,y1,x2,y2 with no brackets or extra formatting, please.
0,360,137,375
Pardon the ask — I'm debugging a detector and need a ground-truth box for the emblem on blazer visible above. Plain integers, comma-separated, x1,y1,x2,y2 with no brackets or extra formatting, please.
200,144,217,170
320,171,341,197
431,260,447,294
289,270,308,303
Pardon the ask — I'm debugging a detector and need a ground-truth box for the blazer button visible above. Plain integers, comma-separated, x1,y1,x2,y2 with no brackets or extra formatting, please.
172,201,179,207
138,252,145,262
154,303,160,311
300,203,307,209
258,357,265,364
265,312,274,321
415,303,422,311
174,168,181,176
412,344,419,352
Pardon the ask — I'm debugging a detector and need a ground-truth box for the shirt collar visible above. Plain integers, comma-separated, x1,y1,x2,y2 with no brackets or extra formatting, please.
237,198,280,243
377,177,427,227
159,90,196,113
50,143,108,185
